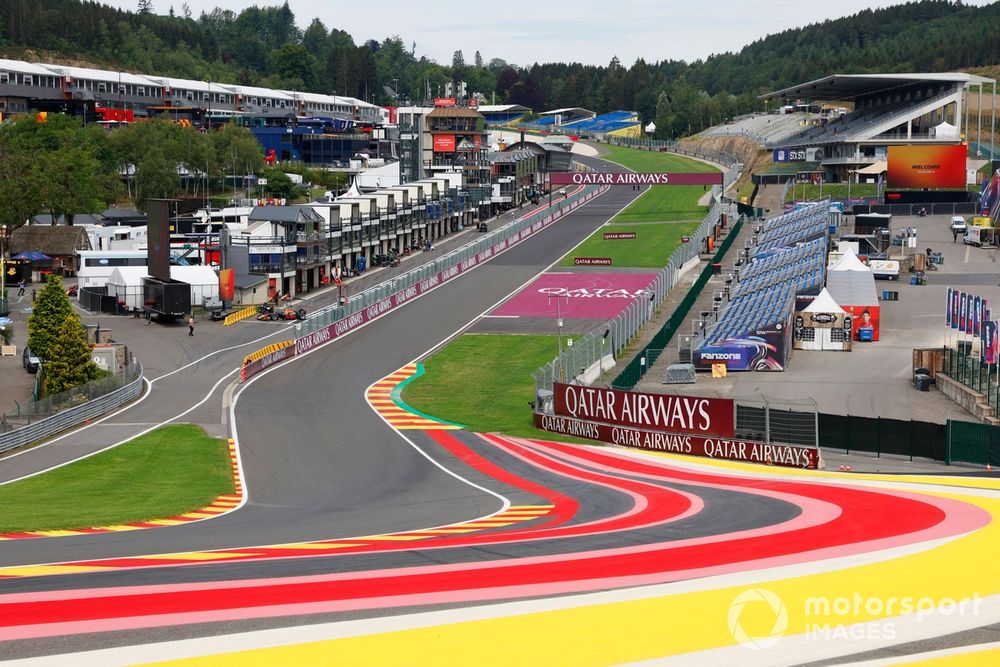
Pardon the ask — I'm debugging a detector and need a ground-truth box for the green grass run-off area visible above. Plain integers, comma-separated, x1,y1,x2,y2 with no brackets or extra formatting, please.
556,144,714,268
402,334,592,444
0,424,235,533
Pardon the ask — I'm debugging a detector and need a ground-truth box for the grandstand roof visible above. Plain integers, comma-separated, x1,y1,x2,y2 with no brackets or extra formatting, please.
477,104,531,113
761,73,994,102
146,76,235,94
541,108,594,117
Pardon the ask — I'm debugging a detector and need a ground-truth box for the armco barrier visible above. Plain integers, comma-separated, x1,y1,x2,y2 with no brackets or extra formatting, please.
224,305,258,327
611,215,745,390
280,185,609,366
0,364,144,454
241,340,296,382
237,187,609,383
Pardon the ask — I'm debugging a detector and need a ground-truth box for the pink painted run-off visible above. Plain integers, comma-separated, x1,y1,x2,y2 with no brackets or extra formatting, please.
491,272,659,320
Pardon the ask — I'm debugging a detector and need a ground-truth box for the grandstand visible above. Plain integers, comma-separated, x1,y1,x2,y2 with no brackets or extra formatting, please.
561,111,642,138
692,203,830,371
478,104,532,127
700,112,807,145
523,107,595,130
760,73,994,182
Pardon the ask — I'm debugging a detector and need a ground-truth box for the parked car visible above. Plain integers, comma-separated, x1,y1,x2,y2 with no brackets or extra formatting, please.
22,346,40,373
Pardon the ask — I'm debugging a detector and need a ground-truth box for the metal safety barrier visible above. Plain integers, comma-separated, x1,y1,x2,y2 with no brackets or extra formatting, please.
0,362,144,454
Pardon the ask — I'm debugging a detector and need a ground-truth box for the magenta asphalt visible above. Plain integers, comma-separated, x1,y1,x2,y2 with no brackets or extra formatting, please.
491,272,659,320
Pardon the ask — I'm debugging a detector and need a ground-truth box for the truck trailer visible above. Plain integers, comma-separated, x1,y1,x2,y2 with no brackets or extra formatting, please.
142,277,192,321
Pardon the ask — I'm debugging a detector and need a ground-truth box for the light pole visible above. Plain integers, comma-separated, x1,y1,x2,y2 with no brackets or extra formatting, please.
549,293,569,381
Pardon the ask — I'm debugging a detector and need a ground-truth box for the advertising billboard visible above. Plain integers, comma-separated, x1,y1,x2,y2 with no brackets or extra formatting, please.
433,134,456,152
551,382,735,438
887,145,967,189
218,268,234,302
534,413,818,468
549,172,723,186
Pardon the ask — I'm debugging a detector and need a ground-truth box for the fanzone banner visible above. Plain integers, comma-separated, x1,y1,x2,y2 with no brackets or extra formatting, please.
960,292,968,333
550,172,723,186
974,295,983,338
946,287,953,327
533,413,818,469
952,289,961,330
887,144,967,189
967,293,976,335
551,382,735,438
985,321,999,364
290,186,605,360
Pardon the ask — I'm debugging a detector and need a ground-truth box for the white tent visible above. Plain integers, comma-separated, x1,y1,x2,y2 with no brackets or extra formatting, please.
796,287,851,351
336,178,363,200
932,121,959,139
106,265,219,311
803,287,846,314
171,266,219,307
106,267,149,311
854,160,887,175
829,251,871,273
645,122,656,134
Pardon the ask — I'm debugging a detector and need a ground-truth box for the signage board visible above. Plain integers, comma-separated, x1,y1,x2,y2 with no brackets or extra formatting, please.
534,413,818,468
550,172,723,186
552,382,735,438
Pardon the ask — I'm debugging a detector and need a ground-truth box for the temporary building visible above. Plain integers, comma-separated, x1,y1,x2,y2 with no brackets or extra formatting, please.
106,265,218,312
826,252,880,342
170,266,220,307
793,287,851,351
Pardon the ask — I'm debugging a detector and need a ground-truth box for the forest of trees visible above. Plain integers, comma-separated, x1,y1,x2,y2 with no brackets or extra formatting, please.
1,0,999,139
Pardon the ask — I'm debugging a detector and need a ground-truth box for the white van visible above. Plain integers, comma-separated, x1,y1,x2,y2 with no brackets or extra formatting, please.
950,216,967,234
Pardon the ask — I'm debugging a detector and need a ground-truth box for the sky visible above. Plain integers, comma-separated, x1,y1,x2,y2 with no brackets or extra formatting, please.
106,1,993,68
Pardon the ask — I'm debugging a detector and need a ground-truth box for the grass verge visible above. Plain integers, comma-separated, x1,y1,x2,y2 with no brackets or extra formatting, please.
557,220,699,268
0,424,234,532
599,144,716,225
402,334,592,444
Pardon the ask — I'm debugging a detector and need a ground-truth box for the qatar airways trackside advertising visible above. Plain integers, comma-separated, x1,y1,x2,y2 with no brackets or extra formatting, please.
552,382,735,438
534,413,817,469
549,172,724,186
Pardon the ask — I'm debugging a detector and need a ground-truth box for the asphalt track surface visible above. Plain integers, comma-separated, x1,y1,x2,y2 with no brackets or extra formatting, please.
3,154,1000,665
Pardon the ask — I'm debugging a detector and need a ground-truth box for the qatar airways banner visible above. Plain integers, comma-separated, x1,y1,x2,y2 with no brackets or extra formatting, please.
552,382,735,438
550,172,723,186
533,413,817,469
290,185,608,360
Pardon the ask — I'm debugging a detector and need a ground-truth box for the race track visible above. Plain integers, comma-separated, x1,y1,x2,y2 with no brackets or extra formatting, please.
2,154,1000,666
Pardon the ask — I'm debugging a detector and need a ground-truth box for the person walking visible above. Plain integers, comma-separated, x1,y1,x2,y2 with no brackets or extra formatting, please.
17,280,25,297
187,315,195,336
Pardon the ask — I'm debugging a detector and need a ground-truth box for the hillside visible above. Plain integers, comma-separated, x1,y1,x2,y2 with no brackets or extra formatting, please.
1,0,998,140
